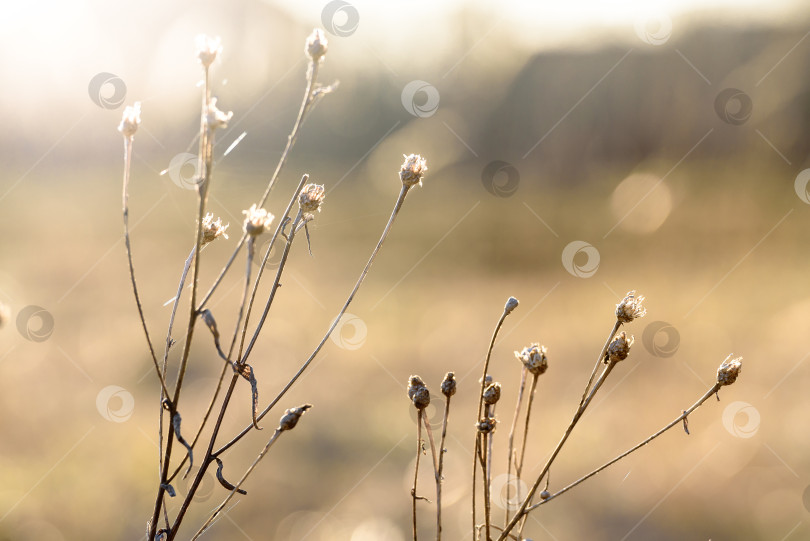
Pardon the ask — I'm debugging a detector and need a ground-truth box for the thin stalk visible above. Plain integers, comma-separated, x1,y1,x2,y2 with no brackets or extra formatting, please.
504,366,527,525
190,429,285,540
168,213,303,538
497,360,619,541
579,320,621,408
214,184,414,457
514,373,539,540
197,238,244,311
413,409,423,541
436,396,451,541
121,135,171,401
527,384,722,511
484,406,495,541
472,435,479,540
148,62,212,541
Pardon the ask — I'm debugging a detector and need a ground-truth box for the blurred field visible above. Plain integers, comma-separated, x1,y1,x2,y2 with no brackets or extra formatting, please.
2,1,810,540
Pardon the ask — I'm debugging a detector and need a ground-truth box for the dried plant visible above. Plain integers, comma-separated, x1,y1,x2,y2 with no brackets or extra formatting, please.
119,30,426,540
406,291,743,541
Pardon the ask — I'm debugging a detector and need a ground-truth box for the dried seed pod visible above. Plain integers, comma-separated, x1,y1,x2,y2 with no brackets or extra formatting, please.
515,344,548,376
400,154,427,187
483,382,501,405
606,331,634,363
476,417,497,434
616,290,646,323
716,355,742,386
411,386,430,410
278,404,312,431
504,296,519,315
441,372,457,397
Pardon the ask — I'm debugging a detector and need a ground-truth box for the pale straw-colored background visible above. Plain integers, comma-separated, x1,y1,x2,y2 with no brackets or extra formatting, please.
1,1,810,539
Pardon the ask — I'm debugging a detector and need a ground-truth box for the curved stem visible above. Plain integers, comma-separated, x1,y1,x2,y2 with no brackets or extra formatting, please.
527,384,721,512
436,396,451,541
504,366,527,525
579,320,621,408
498,360,619,541
213,185,413,457
412,409,423,541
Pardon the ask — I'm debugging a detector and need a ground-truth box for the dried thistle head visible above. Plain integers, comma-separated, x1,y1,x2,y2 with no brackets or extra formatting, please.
616,290,646,323
305,28,328,62
278,404,312,431
243,204,275,237
196,35,222,68
606,331,634,363
0,302,10,328
299,184,326,215
118,102,141,138
205,98,233,131
441,372,456,397
504,296,519,315
483,382,501,405
515,344,548,376
201,213,229,245
400,154,427,187
476,417,497,434
716,355,742,386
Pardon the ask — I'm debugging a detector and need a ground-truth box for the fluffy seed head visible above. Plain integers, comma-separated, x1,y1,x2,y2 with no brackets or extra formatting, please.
196,35,222,68
299,184,326,214
483,382,501,405
206,98,233,131
243,204,275,236
201,213,229,245
616,290,646,323
441,372,457,397
400,154,427,187
717,355,742,386
278,404,312,431
305,28,328,61
118,102,141,137
515,344,549,376
606,331,634,363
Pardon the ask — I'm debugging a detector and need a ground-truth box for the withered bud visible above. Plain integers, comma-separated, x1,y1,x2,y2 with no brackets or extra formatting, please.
504,296,519,315
305,28,328,61
196,35,222,68
483,382,501,405
118,102,141,138
539,490,551,500
201,213,229,245
616,290,646,323
411,386,430,410
716,355,742,386
407,375,426,400
278,404,312,431
515,344,548,376
441,372,456,397
299,183,325,214
476,417,497,434
243,204,275,237
400,154,427,187
606,331,634,363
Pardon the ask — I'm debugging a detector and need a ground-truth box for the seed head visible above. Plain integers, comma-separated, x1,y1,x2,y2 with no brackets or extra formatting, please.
205,98,233,131
299,184,326,215
400,154,427,187
476,417,497,434
243,204,275,237
441,372,457,397
278,404,312,431
411,386,430,410
515,344,549,376
606,331,634,363
616,290,646,323
118,102,141,138
504,296,519,315
483,382,501,405
716,355,742,386
407,375,426,399
196,35,222,68
201,213,229,245
305,28,328,62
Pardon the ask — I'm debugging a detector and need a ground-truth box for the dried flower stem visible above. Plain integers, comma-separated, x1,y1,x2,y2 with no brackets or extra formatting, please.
190,428,285,540
121,135,171,401
214,184,416,457
504,366,527,524
498,360,619,541
514,373,539,539
436,396,451,541
579,320,621,408
527,383,722,511
413,409,424,541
